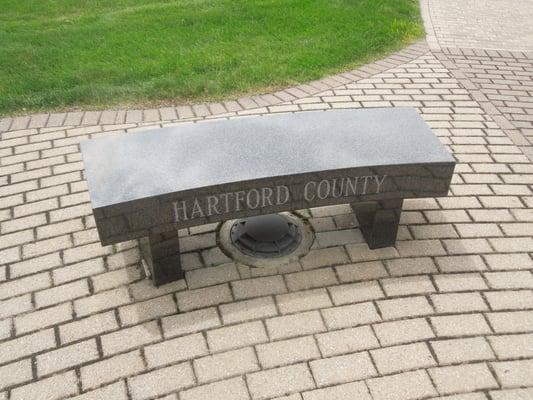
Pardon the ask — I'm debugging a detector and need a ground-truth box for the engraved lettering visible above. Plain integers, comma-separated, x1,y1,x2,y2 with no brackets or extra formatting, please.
246,188,260,209
261,187,274,207
344,176,359,197
206,195,220,216
317,179,330,200
173,200,189,222
235,191,246,211
331,178,344,198
276,185,290,205
220,192,232,213
173,174,387,222
374,174,387,194
190,199,204,219
361,176,371,195
304,181,316,201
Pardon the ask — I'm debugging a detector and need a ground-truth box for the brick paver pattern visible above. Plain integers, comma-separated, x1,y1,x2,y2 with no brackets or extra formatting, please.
2,1,533,399
425,0,533,52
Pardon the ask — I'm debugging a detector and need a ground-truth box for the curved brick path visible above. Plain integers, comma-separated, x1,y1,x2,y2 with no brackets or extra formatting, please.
1,2,533,400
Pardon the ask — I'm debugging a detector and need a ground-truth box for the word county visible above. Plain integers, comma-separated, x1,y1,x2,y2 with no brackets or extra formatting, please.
173,174,387,222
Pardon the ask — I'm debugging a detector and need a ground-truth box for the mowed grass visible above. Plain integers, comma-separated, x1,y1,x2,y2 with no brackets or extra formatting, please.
0,0,423,115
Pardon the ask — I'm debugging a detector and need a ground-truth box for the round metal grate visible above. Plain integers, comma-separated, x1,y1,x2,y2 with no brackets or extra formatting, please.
230,214,302,258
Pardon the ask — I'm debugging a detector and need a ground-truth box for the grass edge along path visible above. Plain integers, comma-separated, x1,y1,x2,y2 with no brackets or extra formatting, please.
0,0,424,116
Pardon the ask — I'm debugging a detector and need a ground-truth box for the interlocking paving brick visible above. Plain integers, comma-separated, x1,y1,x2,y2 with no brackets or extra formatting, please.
0,329,56,364
431,337,495,364
328,280,384,305
207,321,268,352
81,350,145,390
37,339,99,376
10,371,78,400
285,268,338,291
128,363,195,400
429,363,498,395
492,359,533,387
433,273,488,292
220,296,277,324
0,359,32,391
266,311,325,340
488,333,533,359
367,370,437,400
381,275,436,296
59,311,118,343
335,261,388,282
14,302,72,334
247,363,315,400
377,296,433,319
276,288,332,314
145,333,208,368
302,381,372,400
484,253,533,270
181,377,250,400
437,255,487,272
186,263,240,289
431,292,489,313
101,320,161,355
256,336,320,369
346,243,399,263
194,347,259,383
371,342,436,374
310,351,376,386
316,326,379,357
34,278,90,308
300,247,349,270
485,289,533,310
487,311,533,333
321,301,381,329
231,275,287,299
485,271,533,289
0,318,11,340
431,314,492,337
162,307,221,338
385,257,438,276
69,381,128,400
374,318,435,346
430,394,488,400
0,272,51,301
176,284,233,312
491,388,533,400
75,286,131,316
119,294,177,326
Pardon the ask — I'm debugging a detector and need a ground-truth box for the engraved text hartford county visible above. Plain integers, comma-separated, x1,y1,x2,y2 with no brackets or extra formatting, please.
173,174,387,222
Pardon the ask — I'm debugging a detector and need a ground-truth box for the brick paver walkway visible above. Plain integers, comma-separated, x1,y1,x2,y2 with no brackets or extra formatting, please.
422,0,533,52
2,2,533,400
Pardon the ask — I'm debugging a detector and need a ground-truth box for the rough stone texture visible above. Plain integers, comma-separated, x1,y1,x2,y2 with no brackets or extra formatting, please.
2,2,533,396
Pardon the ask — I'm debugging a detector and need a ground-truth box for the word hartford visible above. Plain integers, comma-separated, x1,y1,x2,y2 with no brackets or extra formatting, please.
173,174,387,222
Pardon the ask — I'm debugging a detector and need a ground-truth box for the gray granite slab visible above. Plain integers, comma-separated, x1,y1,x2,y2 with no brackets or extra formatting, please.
80,108,455,245
82,108,453,208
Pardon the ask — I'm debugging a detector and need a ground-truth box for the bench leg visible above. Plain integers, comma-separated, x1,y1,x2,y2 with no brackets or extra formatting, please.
140,230,184,286
352,199,403,249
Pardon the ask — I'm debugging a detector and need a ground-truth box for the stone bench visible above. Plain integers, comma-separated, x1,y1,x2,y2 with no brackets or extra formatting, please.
81,108,455,285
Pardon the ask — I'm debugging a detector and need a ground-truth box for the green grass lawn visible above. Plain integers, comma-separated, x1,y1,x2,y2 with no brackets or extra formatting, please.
0,0,423,115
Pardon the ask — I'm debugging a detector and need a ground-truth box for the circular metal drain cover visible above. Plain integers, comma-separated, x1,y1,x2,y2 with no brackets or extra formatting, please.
230,214,301,258
218,212,315,268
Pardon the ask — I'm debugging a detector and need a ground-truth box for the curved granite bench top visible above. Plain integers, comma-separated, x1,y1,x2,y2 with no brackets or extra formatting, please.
82,108,454,209
81,108,455,246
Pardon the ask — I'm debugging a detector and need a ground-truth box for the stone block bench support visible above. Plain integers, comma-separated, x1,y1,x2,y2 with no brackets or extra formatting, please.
140,231,183,286
81,108,455,286
352,199,403,249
